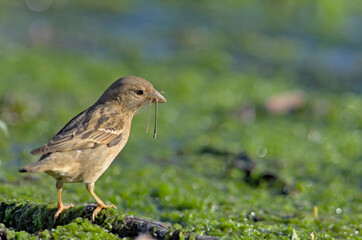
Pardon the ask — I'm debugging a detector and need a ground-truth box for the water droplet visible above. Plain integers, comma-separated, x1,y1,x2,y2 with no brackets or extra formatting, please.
192,183,199,190
256,146,267,158
336,208,342,214
308,130,323,144
26,0,53,12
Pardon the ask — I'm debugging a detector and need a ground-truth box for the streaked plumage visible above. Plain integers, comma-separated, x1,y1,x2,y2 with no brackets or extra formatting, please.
19,76,166,221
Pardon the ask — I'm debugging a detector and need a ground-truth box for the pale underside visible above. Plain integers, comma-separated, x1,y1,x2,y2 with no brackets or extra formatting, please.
44,140,128,183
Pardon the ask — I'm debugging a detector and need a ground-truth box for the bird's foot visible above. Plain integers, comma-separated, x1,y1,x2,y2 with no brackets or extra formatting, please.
54,203,74,222
92,203,116,221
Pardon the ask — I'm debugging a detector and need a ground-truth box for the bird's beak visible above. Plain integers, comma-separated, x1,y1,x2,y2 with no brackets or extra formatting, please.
150,89,166,103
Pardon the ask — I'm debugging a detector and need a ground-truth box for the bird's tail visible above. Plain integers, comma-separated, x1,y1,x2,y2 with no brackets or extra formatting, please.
19,162,50,173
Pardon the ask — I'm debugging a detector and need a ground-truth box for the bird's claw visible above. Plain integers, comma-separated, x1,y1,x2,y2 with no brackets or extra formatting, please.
54,203,74,222
92,203,116,221
109,204,117,209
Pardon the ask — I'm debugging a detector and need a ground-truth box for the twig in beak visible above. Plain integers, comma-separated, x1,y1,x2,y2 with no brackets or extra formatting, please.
145,100,152,133
153,100,158,139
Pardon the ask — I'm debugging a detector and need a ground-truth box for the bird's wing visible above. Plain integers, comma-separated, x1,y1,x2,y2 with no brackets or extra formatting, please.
31,106,125,155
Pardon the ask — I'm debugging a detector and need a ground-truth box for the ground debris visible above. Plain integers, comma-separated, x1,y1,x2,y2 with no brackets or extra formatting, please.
199,147,292,195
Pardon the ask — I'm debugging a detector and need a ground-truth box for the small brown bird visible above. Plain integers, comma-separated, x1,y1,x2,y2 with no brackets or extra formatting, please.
19,76,166,221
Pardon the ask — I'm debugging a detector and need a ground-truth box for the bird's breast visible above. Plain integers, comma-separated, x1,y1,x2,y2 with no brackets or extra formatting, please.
45,136,129,183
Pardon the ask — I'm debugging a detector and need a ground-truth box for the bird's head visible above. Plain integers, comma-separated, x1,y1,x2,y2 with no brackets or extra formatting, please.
97,76,166,111
96,76,166,138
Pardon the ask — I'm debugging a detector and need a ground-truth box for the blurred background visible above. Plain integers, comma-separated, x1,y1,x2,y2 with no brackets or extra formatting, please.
0,0,361,239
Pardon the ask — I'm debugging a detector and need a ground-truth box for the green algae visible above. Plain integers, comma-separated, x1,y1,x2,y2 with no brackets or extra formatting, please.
0,223,39,240
51,218,119,240
0,200,216,239
0,220,117,240
0,1,362,239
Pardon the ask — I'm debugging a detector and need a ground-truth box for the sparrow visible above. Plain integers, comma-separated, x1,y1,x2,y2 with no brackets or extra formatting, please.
19,76,166,221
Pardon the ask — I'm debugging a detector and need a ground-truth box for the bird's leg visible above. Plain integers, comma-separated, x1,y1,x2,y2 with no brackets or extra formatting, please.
86,182,116,221
54,181,74,222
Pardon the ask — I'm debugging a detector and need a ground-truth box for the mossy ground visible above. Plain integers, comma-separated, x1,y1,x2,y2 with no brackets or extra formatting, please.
0,1,361,239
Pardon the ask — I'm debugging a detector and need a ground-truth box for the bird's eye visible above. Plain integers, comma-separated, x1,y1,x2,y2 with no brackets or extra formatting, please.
136,90,144,95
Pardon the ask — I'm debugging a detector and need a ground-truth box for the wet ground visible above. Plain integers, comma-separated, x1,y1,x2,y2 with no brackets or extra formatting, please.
0,1,361,239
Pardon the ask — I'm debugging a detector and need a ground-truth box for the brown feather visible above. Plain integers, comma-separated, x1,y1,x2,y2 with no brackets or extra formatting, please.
31,104,125,155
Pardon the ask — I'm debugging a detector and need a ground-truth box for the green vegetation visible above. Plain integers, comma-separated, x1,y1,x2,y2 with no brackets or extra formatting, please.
0,199,201,239
0,1,361,239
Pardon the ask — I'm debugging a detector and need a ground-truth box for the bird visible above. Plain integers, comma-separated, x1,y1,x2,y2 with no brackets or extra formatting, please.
19,76,166,221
